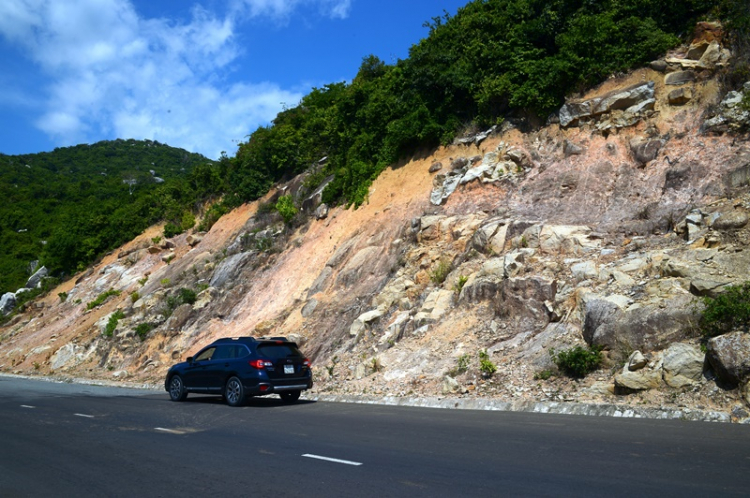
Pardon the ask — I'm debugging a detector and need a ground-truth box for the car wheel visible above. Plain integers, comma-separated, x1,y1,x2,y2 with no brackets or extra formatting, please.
224,376,245,407
168,375,188,402
280,390,301,403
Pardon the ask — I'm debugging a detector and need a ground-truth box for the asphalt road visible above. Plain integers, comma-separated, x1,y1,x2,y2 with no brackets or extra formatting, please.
1,376,749,497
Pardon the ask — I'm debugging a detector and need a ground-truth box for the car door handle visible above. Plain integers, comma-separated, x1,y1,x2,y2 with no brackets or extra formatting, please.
224,363,230,367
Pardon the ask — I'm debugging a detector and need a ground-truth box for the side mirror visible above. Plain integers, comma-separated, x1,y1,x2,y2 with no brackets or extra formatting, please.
186,356,194,363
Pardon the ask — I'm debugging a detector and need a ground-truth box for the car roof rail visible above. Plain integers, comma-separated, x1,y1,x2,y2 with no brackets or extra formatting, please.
212,336,258,344
256,336,289,342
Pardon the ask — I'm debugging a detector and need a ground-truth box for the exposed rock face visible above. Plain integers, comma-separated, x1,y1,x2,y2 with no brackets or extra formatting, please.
707,332,750,387
559,82,654,127
702,82,750,133
210,252,253,288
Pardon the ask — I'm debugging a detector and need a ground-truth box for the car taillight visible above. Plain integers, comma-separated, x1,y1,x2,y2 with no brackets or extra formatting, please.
249,359,272,369
303,359,311,368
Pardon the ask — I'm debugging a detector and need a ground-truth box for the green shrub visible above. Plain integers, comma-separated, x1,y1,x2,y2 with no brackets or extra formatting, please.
163,222,181,238
178,288,197,305
479,349,497,377
534,369,554,381
448,353,471,376
551,345,603,378
104,310,125,337
700,282,750,340
87,289,121,310
275,195,298,224
130,291,140,303
430,259,451,285
58,292,68,303
135,322,155,340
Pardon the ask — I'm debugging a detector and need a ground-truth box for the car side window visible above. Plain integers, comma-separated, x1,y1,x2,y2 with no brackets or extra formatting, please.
213,346,232,360
195,347,215,362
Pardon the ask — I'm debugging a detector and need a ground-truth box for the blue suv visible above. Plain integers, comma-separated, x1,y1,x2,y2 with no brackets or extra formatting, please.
165,337,313,406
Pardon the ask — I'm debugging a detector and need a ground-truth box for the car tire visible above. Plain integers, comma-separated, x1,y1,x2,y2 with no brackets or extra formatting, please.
168,375,188,402
224,376,245,407
280,390,301,403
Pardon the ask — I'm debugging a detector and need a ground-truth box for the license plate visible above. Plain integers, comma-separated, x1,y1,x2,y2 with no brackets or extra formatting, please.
284,365,294,374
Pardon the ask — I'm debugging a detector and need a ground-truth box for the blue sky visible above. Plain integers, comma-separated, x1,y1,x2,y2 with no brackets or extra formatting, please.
0,0,468,160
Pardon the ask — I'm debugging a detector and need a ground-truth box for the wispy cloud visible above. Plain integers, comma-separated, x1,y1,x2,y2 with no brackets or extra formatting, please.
0,0,351,158
231,0,352,21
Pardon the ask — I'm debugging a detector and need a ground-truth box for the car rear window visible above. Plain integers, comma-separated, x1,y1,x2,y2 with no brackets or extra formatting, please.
257,343,302,359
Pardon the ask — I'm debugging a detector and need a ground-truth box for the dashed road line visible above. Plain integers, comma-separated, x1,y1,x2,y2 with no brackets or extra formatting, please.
302,454,363,466
155,427,186,435
74,413,95,418
20,405,35,409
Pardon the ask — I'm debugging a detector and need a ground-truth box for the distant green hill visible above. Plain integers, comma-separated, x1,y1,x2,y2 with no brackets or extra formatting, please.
0,139,214,294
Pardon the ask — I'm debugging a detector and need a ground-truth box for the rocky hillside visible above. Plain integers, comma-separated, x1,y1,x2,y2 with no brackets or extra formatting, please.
3,24,750,421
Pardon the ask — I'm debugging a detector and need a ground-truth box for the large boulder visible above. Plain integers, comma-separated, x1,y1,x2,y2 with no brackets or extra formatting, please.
349,309,384,337
615,364,662,391
25,266,48,289
662,343,705,388
0,292,16,315
706,332,750,387
583,294,697,351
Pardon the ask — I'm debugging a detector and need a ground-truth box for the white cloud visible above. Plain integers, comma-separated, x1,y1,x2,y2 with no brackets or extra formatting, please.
231,0,352,21
0,0,348,158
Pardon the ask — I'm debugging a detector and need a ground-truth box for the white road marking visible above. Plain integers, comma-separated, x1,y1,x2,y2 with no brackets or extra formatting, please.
302,454,363,466
20,405,35,409
155,427,186,435
74,413,94,418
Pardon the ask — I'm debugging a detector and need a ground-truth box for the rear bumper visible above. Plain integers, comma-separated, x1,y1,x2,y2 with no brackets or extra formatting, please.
246,377,313,396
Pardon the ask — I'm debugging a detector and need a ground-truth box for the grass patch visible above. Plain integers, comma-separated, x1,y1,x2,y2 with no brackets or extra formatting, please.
87,289,121,310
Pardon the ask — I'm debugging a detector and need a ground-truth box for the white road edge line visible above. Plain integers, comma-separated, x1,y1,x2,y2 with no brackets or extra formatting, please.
155,427,185,435
302,454,363,466
20,405,35,409
74,413,94,418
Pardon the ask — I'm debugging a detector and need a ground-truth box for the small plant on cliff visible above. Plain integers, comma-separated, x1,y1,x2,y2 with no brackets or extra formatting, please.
430,259,451,285
104,310,125,337
178,288,197,305
135,322,155,340
58,292,68,303
453,275,468,294
371,357,382,373
700,282,750,340
533,369,554,381
551,345,602,378
479,349,497,377
448,354,471,376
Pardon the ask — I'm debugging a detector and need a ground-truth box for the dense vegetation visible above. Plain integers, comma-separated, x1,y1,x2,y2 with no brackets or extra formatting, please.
0,139,214,293
3,0,749,297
